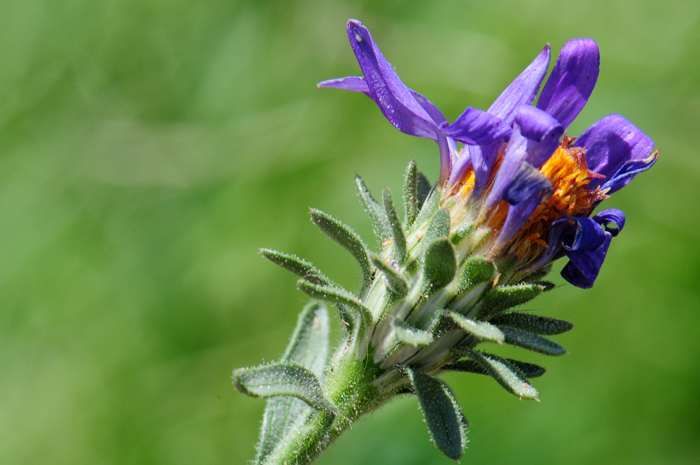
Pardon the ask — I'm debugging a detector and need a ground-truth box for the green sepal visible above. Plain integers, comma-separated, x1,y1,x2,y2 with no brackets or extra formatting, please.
423,238,457,290
500,327,567,356
259,248,332,286
403,159,419,228
355,175,392,248
416,169,432,209
426,208,451,243
233,362,336,412
405,368,467,460
491,312,574,335
445,358,546,379
474,283,544,320
450,224,475,246
393,319,434,347
297,279,371,329
449,257,496,311
411,190,440,234
309,208,372,291
445,311,504,344
521,264,552,283
460,348,539,400
255,302,330,464
383,188,407,264
370,253,409,297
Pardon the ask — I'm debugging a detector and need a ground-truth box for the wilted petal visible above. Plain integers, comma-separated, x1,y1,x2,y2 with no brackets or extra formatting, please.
601,151,657,194
489,44,551,124
347,19,437,139
503,161,553,204
576,114,655,192
561,234,611,289
536,38,600,129
317,76,370,95
593,209,626,237
443,107,512,145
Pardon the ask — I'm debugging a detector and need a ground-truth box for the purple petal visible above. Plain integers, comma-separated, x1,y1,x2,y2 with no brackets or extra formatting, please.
436,131,457,184
346,20,437,140
601,151,657,194
448,146,474,186
536,38,600,129
489,44,551,124
410,90,448,125
561,234,611,289
443,107,512,145
576,114,655,191
593,209,626,237
503,161,553,204
492,194,542,253
317,76,370,95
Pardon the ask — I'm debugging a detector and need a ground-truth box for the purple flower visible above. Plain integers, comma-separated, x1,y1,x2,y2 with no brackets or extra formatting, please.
319,20,657,289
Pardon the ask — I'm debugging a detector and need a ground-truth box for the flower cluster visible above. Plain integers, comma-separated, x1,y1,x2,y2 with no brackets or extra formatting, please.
319,19,657,289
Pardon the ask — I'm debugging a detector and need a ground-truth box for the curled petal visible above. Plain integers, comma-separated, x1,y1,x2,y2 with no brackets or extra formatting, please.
443,107,512,145
576,114,656,192
536,38,600,129
317,76,370,95
492,194,542,253
346,19,437,139
489,44,551,124
410,90,448,125
593,209,626,237
601,150,658,194
561,234,611,289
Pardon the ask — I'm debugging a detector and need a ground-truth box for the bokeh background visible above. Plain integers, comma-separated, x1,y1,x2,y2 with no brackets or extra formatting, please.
1,0,699,464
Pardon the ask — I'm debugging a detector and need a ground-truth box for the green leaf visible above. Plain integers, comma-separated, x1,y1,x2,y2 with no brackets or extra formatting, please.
474,283,544,320
446,358,546,379
411,189,439,233
233,363,336,412
310,208,372,290
445,311,504,344
259,248,332,286
449,257,496,309
423,238,457,290
393,319,434,347
297,279,371,327
501,327,567,356
490,312,573,335
406,368,467,460
426,208,451,241
255,302,330,463
355,175,392,247
370,253,409,297
383,188,407,263
461,348,539,400
403,159,419,228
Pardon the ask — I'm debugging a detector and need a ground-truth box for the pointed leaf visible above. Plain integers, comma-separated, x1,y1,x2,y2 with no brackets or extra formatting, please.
491,312,573,335
451,257,496,298
370,253,409,297
446,311,504,343
411,189,440,233
446,358,546,379
233,363,335,412
501,327,567,356
297,279,371,327
355,175,392,247
259,249,332,286
383,188,407,263
461,348,539,400
310,208,372,289
474,283,544,320
416,170,432,208
406,368,467,460
256,303,330,463
393,319,434,347
423,238,457,291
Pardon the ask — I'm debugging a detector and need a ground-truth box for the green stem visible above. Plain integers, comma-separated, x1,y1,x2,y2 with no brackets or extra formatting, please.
262,348,395,465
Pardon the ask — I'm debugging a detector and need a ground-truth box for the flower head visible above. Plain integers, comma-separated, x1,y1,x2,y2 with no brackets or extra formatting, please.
319,19,657,289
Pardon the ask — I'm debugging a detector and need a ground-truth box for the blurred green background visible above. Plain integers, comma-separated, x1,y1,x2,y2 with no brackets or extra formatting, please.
1,0,698,463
